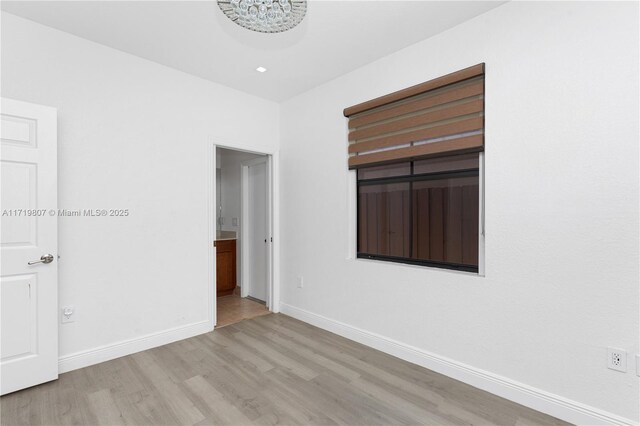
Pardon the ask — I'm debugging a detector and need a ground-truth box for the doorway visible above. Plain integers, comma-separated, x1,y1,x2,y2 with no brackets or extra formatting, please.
212,146,273,328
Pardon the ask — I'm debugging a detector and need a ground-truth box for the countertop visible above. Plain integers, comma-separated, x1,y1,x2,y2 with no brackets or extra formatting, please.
216,230,237,241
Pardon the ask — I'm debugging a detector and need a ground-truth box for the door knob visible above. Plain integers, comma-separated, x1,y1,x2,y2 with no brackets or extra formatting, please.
28,254,54,265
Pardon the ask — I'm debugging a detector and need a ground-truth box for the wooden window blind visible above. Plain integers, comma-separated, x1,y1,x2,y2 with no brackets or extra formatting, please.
344,63,485,170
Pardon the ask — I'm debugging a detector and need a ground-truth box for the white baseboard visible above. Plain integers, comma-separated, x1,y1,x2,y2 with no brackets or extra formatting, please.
279,303,637,426
58,320,213,374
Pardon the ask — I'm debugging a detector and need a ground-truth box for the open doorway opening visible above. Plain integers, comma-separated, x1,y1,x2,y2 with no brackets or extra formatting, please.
215,147,272,328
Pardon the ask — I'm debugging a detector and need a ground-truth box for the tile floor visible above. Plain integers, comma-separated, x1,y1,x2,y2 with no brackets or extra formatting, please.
216,294,270,328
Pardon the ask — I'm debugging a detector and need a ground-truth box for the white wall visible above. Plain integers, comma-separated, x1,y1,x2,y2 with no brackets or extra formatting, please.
1,13,279,364
217,147,264,285
3,3,638,423
279,2,639,423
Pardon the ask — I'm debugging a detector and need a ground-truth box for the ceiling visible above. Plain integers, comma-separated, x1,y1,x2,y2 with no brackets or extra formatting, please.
1,1,505,102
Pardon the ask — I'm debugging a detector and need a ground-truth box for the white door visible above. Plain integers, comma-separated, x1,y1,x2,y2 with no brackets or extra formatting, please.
1,98,58,395
247,160,268,303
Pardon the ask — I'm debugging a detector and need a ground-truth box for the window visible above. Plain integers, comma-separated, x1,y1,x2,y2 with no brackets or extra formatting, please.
344,64,485,272
357,153,479,272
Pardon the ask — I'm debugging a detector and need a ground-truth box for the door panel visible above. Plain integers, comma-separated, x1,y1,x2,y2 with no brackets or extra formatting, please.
1,161,37,246
1,274,37,361
248,161,267,303
1,114,37,148
1,98,58,395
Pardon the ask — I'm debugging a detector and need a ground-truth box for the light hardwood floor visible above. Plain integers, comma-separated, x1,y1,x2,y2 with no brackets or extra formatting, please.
1,314,569,426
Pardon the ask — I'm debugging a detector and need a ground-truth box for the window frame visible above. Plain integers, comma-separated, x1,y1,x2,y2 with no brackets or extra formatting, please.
355,153,484,274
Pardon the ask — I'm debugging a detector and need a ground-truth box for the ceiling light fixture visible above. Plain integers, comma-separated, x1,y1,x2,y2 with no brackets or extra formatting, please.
256,66,267,73
217,0,307,33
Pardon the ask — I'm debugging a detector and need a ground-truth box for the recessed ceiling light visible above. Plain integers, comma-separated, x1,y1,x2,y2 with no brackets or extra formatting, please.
256,66,268,73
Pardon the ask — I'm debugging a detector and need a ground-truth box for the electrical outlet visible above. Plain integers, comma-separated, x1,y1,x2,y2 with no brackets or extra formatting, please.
61,306,75,323
636,354,639,377
297,276,304,288
232,217,238,226
607,347,627,372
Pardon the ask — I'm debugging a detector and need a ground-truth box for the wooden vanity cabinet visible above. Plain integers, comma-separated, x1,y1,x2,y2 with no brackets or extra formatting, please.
216,239,236,297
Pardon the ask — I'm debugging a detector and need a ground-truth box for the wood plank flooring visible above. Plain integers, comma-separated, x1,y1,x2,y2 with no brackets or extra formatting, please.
0,314,569,426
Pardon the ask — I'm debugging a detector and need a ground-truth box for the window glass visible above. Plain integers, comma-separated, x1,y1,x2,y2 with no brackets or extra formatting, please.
357,162,411,180
412,176,479,266
413,153,479,175
356,154,480,272
358,182,410,258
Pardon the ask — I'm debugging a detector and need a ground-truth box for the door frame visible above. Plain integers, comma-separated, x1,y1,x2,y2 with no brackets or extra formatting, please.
207,138,279,329
240,156,271,307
